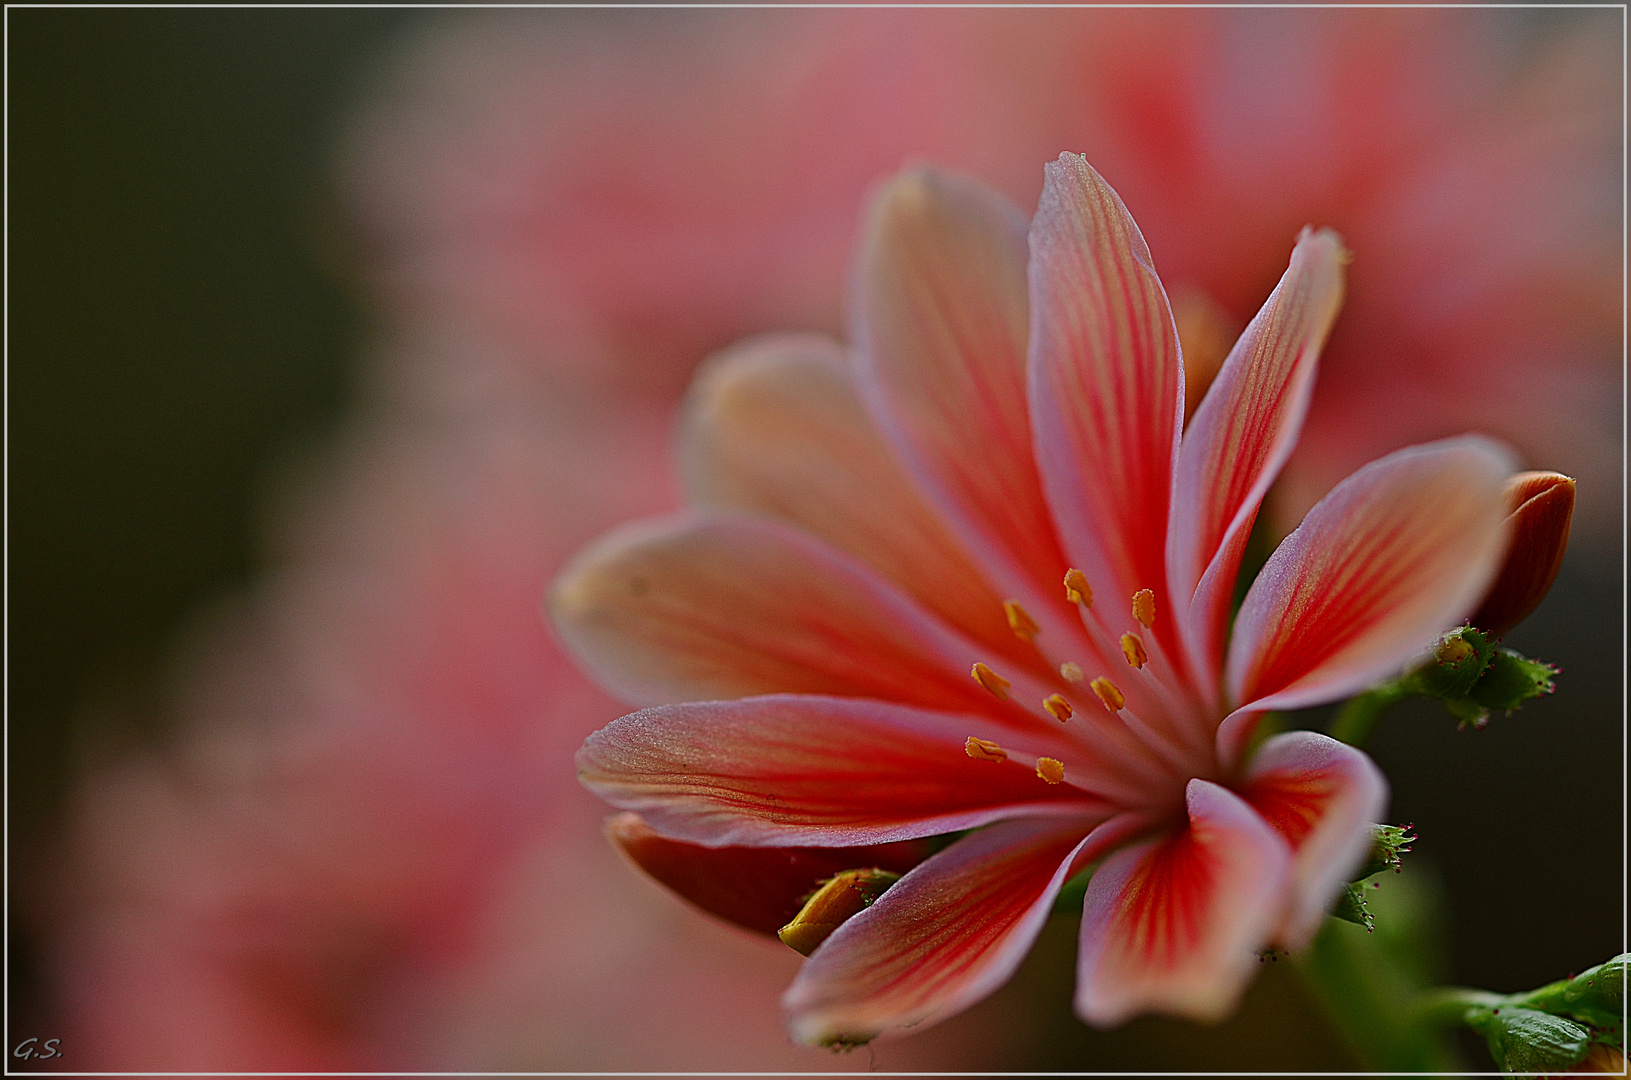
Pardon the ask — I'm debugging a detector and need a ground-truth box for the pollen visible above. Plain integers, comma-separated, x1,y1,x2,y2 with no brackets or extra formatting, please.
1036,757,1066,785
1132,588,1156,628
965,736,1007,763
1120,632,1148,669
1091,676,1126,712
1042,693,1074,722
1064,568,1093,607
1059,661,1085,683
1003,600,1041,641
971,662,1011,701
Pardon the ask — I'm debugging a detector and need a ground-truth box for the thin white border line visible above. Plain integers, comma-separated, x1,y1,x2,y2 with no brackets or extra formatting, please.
0,3,1624,1078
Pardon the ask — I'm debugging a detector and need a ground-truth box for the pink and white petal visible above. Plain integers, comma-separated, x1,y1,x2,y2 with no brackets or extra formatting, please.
550,512,1042,721
1226,436,1516,715
1075,779,1292,1027
784,811,1150,1046
1168,228,1347,699
1028,153,1183,635
679,332,1038,670
606,812,934,938
577,695,1108,848
851,166,1083,649
1240,732,1388,949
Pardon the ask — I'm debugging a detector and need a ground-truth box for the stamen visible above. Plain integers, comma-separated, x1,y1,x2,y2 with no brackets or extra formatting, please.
1132,589,1156,628
1059,661,1085,683
1042,694,1074,722
965,736,1007,763
1064,568,1093,608
970,662,1011,701
1036,757,1066,785
1091,676,1126,712
1121,632,1148,669
1003,600,1041,642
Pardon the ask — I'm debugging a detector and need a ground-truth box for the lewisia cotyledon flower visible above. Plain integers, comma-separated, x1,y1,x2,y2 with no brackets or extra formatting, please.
553,156,1519,1043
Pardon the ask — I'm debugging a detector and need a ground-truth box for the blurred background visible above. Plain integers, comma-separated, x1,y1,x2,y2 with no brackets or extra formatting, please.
8,6,1621,1072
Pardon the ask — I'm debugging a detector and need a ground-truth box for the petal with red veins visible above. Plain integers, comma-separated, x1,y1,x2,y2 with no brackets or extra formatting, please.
550,512,1044,720
1028,153,1182,632
784,811,1149,1045
1076,779,1291,1027
605,812,933,937
1226,436,1516,718
1168,228,1346,700
851,166,1081,647
577,695,1109,848
678,332,1037,670
1240,731,1388,949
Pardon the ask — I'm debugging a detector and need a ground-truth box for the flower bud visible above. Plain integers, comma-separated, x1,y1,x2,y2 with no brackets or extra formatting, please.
1559,953,1627,1031
1470,472,1575,638
1467,1006,1592,1073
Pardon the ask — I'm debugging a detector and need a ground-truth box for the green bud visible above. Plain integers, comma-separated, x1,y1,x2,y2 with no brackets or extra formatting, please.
1560,953,1627,1032
1468,1006,1592,1073
1471,648,1558,712
1355,823,1416,879
1412,627,1495,700
1330,882,1375,932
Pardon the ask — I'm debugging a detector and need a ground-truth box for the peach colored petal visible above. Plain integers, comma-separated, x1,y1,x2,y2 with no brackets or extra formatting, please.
1467,471,1575,638
1239,731,1387,949
851,166,1083,651
784,811,1147,1045
549,512,1043,721
1027,153,1182,649
679,332,1038,671
605,812,932,937
1225,436,1515,719
1075,779,1291,1027
576,695,1108,848
1168,227,1346,702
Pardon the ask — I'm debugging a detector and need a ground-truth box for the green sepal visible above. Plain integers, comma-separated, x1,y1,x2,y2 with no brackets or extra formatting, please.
1471,648,1558,711
1554,953,1628,1037
1466,1006,1591,1072
1331,882,1375,932
1355,823,1416,880
1412,627,1495,700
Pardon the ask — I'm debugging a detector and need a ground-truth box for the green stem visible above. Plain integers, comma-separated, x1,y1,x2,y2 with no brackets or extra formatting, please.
1414,986,1506,1027
1328,683,1418,746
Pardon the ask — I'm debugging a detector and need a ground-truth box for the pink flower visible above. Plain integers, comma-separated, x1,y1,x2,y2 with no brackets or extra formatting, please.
553,159,1523,1042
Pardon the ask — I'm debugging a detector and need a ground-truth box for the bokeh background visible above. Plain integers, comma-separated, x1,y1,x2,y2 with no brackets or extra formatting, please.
8,6,1622,1072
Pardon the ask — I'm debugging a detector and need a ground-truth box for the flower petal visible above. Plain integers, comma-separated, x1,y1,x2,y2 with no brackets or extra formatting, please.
784,811,1148,1045
1168,228,1347,700
1240,731,1388,949
1075,779,1292,1027
1226,436,1516,717
550,512,1040,718
1468,471,1576,638
605,811,933,937
851,166,1082,647
577,695,1108,848
1028,153,1182,633
678,332,1036,670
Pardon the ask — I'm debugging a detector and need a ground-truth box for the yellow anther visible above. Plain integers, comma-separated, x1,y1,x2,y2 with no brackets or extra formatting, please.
1043,693,1074,722
1003,599,1041,642
1059,661,1085,683
971,662,1011,701
965,736,1007,763
1064,568,1093,607
1132,588,1156,628
1091,676,1126,712
1436,636,1475,666
1121,632,1148,669
1036,757,1066,785
777,868,901,956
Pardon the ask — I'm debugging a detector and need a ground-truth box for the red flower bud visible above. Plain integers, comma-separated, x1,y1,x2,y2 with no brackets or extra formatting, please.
1470,471,1575,637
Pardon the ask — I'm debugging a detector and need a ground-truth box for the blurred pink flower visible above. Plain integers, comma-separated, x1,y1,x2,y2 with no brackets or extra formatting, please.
343,7,1618,540
553,161,1520,1042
